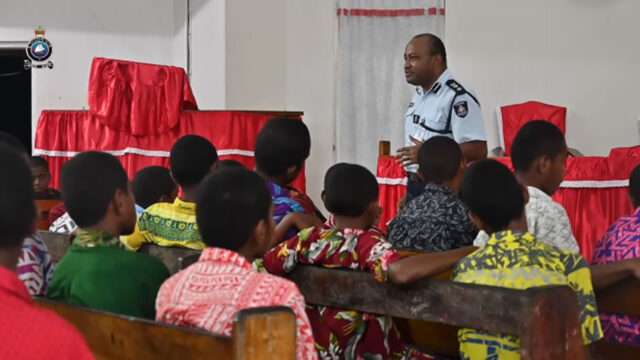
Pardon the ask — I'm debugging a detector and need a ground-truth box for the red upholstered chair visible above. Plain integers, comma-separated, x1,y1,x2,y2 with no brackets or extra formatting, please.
491,101,582,157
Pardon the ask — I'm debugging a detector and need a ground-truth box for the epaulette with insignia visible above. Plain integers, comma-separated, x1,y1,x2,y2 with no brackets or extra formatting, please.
407,102,414,108
445,79,466,95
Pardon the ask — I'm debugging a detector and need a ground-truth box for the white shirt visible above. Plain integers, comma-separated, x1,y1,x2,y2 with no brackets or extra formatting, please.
404,69,486,172
473,186,580,253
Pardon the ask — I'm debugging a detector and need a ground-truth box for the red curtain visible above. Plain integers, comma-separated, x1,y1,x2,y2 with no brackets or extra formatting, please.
88,57,198,136
376,155,640,262
376,157,407,232
501,101,566,156
35,110,306,193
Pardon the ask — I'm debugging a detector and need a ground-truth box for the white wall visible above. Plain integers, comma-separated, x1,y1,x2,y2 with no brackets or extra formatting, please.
224,0,336,206
446,0,640,155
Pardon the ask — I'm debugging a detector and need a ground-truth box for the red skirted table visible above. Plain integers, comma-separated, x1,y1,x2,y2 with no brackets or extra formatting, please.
376,156,640,263
34,110,306,193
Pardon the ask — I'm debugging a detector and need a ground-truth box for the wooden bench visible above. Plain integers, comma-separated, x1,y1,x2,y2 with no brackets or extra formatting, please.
38,230,201,274
289,265,586,360
594,278,640,359
36,200,62,231
35,297,297,360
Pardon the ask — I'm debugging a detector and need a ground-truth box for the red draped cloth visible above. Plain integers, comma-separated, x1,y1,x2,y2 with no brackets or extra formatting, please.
376,156,640,262
88,57,198,136
500,101,566,156
35,110,306,193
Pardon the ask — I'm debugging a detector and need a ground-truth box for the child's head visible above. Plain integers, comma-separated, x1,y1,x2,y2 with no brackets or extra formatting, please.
322,163,379,228
30,156,52,194
218,159,245,170
0,145,36,252
629,164,640,209
197,168,275,260
418,136,465,192
461,159,527,235
132,166,178,209
61,152,136,235
511,120,568,195
255,117,310,185
170,135,218,189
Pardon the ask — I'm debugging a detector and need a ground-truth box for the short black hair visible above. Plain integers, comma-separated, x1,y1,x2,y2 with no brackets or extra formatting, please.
170,135,218,188
511,121,567,173
461,160,525,231
419,136,463,184
62,151,129,228
30,156,50,171
324,163,379,217
0,132,27,154
0,145,36,248
255,117,310,176
630,164,640,207
132,166,176,208
218,159,245,169
197,168,272,251
413,33,447,64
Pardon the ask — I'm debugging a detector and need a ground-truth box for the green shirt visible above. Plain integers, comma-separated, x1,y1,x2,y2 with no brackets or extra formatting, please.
47,229,170,319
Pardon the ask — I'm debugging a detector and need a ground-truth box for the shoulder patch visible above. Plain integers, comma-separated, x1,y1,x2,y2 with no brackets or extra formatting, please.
454,101,468,118
446,79,466,95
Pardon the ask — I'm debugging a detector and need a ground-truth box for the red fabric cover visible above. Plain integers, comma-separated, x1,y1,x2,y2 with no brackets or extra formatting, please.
376,156,640,263
501,101,567,156
88,58,198,136
610,146,640,159
35,110,306,193
376,157,407,232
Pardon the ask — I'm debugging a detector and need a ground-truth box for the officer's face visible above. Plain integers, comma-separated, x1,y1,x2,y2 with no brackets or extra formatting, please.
404,38,436,87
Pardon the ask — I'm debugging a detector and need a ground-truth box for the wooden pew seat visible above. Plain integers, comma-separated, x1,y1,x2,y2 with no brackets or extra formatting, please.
35,297,296,360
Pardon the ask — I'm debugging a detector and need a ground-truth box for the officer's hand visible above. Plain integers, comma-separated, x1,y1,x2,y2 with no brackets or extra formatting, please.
395,136,422,166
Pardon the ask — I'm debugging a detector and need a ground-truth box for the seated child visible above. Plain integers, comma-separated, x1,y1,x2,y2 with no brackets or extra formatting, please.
388,136,478,251
454,159,602,359
473,120,580,253
264,163,475,360
0,132,54,296
0,145,94,360
255,117,325,240
132,166,178,216
121,135,218,251
592,163,640,345
30,156,62,200
47,152,170,319
156,168,318,360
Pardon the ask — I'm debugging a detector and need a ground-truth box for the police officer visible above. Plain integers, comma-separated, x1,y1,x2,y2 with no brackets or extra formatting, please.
396,33,487,198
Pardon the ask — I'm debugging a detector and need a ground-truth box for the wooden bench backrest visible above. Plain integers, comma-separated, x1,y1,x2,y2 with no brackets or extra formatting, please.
138,243,201,274
593,278,640,359
36,200,62,231
35,298,296,360
38,231,201,274
38,230,70,264
289,265,586,360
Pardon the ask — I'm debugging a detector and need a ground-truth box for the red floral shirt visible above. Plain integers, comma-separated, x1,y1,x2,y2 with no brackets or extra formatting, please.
156,247,317,360
263,225,434,360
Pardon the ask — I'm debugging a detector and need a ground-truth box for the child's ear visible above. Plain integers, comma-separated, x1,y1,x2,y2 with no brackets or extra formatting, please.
537,155,551,175
417,169,426,182
210,161,219,173
252,219,271,255
286,164,300,182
